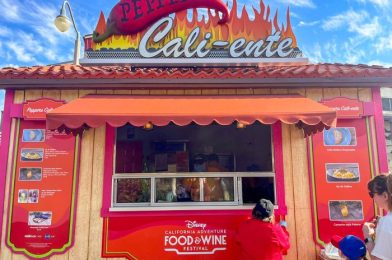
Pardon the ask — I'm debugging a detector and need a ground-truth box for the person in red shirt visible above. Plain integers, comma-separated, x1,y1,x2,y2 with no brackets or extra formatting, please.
236,199,290,260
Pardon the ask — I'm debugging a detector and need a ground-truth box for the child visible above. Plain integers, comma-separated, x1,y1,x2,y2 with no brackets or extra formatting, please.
331,235,367,260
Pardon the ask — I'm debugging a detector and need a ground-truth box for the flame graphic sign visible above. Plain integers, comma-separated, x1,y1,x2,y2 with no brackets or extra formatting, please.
83,0,304,62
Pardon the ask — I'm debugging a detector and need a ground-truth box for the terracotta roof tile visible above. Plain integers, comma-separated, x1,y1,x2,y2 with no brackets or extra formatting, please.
0,63,392,80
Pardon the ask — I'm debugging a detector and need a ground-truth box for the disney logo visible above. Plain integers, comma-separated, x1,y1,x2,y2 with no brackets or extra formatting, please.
185,220,207,229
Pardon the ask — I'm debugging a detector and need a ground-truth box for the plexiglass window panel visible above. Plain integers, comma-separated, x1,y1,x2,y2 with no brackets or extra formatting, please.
156,177,201,202
241,177,275,204
116,178,151,203
203,177,234,202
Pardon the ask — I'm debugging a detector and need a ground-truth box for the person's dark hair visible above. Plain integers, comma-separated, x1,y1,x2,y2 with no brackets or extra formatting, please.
388,174,392,196
368,175,388,195
368,174,392,209
388,174,392,209
252,199,274,220
207,154,219,163
193,154,206,164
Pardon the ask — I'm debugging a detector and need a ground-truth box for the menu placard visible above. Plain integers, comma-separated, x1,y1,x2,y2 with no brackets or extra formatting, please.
308,99,375,246
6,119,79,259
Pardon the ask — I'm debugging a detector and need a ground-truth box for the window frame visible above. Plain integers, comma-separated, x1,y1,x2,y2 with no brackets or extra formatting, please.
111,172,276,209
101,123,287,216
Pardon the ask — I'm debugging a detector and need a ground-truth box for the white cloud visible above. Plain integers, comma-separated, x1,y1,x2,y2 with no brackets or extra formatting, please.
367,60,392,67
373,32,392,53
43,49,58,61
322,10,381,38
303,39,367,64
370,0,390,6
298,20,320,27
0,0,76,65
276,0,316,8
28,1,58,25
0,0,21,22
17,32,44,53
356,0,391,7
0,26,11,37
35,26,58,45
289,11,301,19
79,17,95,34
6,42,36,63
0,64,19,68
303,43,324,63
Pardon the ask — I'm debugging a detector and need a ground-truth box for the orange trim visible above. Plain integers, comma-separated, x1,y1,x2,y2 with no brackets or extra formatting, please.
47,95,336,135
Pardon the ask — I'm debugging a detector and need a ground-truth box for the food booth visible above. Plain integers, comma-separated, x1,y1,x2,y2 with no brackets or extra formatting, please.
0,0,391,259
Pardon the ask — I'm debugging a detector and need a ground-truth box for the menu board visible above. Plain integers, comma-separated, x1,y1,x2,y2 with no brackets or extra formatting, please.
6,119,79,259
309,117,375,245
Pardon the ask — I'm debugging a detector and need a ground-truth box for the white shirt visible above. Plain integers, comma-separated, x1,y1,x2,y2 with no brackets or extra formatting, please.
372,212,392,260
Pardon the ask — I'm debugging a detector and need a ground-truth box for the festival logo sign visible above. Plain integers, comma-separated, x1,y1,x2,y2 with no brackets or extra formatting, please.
82,0,305,64
102,214,248,259
164,220,227,255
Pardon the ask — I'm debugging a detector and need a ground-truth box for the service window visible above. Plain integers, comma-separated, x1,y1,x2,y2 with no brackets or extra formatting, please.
112,123,275,209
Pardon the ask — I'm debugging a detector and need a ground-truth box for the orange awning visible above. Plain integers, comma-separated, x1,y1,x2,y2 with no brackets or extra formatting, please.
46,95,336,136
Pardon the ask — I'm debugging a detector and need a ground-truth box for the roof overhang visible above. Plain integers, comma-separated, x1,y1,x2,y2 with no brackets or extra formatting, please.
1,77,392,89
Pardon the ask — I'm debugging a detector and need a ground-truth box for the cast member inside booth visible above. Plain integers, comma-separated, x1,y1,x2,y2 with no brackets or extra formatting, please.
204,154,233,201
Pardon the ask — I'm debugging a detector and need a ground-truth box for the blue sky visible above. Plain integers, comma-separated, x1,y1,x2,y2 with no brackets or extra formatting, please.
0,0,392,110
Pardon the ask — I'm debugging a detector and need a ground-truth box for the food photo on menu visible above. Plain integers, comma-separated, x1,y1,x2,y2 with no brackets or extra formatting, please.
18,189,29,203
18,189,39,203
20,148,44,162
19,168,42,181
28,190,39,203
28,211,52,226
323,127,357,146
325,163,360,183
328,200,364,221
22,129,45,142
